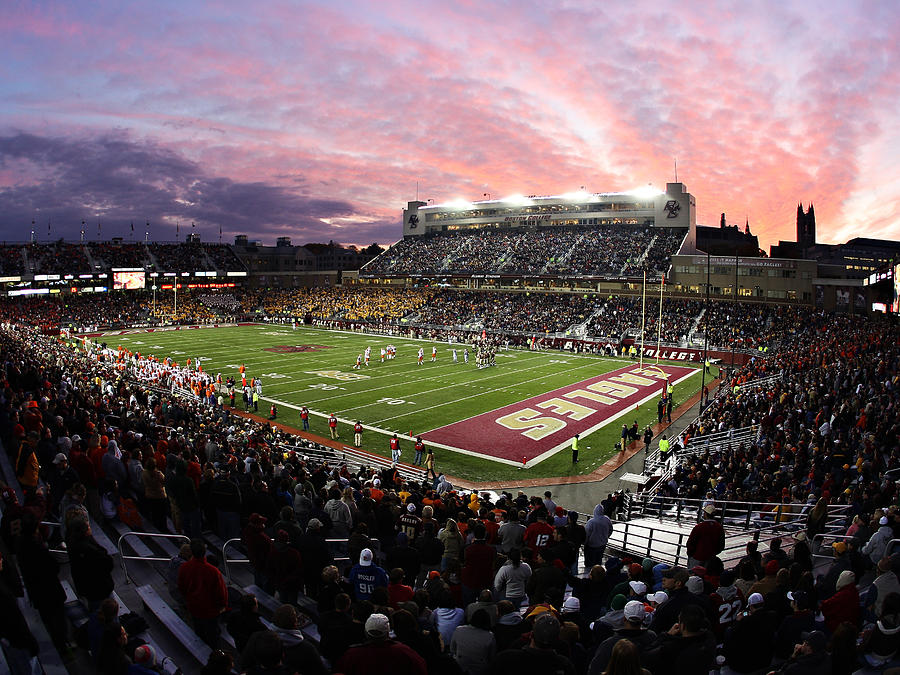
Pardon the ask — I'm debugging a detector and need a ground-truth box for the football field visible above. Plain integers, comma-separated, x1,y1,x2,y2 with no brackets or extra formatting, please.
97,324,702,481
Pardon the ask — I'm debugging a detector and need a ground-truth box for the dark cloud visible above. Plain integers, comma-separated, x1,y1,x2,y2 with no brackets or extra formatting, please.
0,131,386,245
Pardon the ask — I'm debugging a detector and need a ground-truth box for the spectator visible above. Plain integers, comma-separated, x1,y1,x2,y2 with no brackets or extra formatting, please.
722,592,777,674
584,503,613,567
226,593,267,654
769,629,831,675
348,547,388,601
336,613,427,675
589,600,657,675
686,505,725,569
242,604,327,675
66,519,115,612
490,613,576,675
450,608,496,675
820,571,860,634
644,605,716,675
177,538,228,647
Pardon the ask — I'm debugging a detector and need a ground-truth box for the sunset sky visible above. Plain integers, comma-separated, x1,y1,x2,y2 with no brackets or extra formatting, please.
1,0,898,251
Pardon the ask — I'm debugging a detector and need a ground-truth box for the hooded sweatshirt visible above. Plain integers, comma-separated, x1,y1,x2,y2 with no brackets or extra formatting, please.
585,504,612,548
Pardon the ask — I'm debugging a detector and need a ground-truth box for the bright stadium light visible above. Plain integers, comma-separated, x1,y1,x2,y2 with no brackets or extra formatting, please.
627,185,665,200
440,198,475,210
501,194,533,206
561,189,592,201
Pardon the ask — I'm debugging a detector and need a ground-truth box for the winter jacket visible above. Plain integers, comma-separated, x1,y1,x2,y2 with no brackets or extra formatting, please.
862,525,894,565
177,556,228,620
821,584,860,634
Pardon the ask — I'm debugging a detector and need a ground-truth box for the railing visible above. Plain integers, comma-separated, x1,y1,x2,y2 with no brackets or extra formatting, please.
222,537,248,584
117,532,190,583
641,424,760,485
578,495,851,567
736,372,784,391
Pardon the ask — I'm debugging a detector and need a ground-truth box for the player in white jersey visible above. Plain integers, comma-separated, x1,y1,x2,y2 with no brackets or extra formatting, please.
452,349,457,362
364,346,371,366
431,346,437,362
464,347,469,363
380,347,386,363
353,354,362,370
417,348,424,365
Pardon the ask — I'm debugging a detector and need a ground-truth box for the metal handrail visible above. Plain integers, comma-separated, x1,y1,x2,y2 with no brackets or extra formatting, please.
809,532,859,561
117,531,190,583
222,537,249,584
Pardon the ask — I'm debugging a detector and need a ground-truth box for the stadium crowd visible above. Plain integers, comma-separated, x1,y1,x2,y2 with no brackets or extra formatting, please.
0,303,898,674
363,225,685,278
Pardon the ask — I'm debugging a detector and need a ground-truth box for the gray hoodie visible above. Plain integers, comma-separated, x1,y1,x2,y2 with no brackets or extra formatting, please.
585,504,613,547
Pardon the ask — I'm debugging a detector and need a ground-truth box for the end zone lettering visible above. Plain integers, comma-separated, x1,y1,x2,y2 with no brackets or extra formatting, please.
495,367,667,440
422,363,697,464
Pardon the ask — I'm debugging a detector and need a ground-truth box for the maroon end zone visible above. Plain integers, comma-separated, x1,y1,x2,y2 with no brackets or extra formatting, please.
421,363,698,465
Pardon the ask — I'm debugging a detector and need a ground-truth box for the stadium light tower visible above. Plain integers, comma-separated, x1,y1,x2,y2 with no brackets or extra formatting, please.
700,251,710,410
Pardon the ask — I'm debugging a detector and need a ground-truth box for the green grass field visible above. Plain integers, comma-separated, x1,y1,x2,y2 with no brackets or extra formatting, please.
103,324,705,482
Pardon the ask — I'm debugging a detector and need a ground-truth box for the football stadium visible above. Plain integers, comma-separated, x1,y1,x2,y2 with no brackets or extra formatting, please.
0,186,899,674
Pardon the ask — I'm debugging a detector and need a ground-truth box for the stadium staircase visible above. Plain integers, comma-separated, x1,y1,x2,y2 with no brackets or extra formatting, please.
538,234,581,274
619,233,655,275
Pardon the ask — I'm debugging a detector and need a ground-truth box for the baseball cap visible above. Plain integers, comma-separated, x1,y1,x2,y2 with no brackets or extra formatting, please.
747,593,765,606
801,630,827,653
880,516,889,525
373,478,381,486
832,541,848,554
792,531,808,542
307,518,322,530
562,596,580,612
703,504,716,515
365,613,390,639
428,570,441,579
359,548,373,566
629,562,643,576
685,576,704,595
650,591,669,605
662,567,689,584
71,434,81,443
765,560,780,575
532,614,561,646
407,503,416,512
628,580,647,595
52,453,68,465
623,600,645,622
787,590,810,609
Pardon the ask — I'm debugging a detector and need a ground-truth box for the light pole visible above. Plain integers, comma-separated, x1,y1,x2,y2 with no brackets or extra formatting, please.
700,251,710,410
